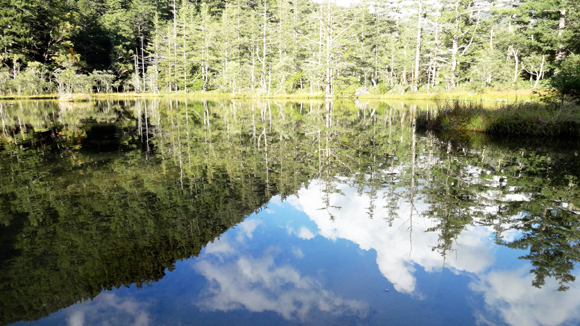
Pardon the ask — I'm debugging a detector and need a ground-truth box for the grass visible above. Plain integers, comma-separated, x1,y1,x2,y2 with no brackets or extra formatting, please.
0,89,541,101
359,89,540,102
0,94,58,100
417,101,580,137
92,91,327,100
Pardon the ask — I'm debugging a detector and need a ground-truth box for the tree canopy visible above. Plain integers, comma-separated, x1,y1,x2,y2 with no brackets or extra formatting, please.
0,0,579,96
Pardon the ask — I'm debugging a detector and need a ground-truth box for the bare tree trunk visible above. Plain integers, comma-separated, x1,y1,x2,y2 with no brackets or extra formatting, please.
432,17,439,89
262,0,268,89
201,4,208,92
325,0,332,97
413,0,423,92
534,54,545,89
489,26,494,50
173,0,178,92
512,47,519,82
139,27,146,92
168,29,173,92
134,53,140,92
555,9,567,62
183,5,188,93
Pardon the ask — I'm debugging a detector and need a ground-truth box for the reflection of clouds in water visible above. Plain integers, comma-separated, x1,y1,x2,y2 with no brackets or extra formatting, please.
195,179,580,326
288,180,495,293
471,268,580,326
289,179,580,325
66,293,149,326
205,237,236,256
195,243,368,320
288,226,316,240
292,246,305,259
236,219,262,242
240,219,261,239
286,225,317,240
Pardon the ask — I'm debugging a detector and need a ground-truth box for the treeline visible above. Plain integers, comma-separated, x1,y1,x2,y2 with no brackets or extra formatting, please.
1,0,579,96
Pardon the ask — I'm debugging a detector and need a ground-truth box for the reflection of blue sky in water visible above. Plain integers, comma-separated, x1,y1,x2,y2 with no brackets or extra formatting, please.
16,179,580,326
283,180,580,326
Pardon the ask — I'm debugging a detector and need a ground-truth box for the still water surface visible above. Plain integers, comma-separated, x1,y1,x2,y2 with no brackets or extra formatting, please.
1,99,579,326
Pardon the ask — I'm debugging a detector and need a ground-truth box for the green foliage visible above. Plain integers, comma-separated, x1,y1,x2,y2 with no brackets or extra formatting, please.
548,54,580,102
333,76,360,97
468,49,512,91
0,0,579,95
417,101,580,137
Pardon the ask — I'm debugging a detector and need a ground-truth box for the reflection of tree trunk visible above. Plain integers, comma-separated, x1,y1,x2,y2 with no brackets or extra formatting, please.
1,104,6,136
252,105,256,146
317,129,322,174
203,100,211,145
185,99,191,168
409,105,417,257
138,102,142,143
441,141,452,267
264,127,269,197
176,100,183,188
144,100,150,152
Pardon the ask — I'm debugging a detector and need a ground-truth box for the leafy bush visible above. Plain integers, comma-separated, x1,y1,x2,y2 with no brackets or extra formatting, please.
333,76,360,97
549,54,580,103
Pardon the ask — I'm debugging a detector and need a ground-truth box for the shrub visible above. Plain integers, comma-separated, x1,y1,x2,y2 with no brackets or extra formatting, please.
549,54,580,103
333,76,360,97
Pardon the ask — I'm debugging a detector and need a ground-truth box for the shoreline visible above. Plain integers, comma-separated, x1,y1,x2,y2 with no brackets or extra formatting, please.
417,101,580,137
0,89,540,102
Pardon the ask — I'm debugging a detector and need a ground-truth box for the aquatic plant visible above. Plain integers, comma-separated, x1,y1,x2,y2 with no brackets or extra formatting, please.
417,101,580,137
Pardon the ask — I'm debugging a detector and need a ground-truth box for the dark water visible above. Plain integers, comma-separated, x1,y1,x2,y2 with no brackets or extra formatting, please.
1,99,579,326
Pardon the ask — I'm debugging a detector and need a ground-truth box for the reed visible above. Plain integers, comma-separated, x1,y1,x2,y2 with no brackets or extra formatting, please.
417,101,580,137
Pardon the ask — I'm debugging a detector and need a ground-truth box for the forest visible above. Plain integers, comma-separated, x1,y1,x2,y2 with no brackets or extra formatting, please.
1,0,579,97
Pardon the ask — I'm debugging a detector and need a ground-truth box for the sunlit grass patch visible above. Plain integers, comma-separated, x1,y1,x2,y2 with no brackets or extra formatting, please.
417,101,580,137
359,89,540,102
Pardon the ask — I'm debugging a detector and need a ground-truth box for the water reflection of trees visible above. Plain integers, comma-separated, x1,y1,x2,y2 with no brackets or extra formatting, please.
421,134,580,292
0,99,579,324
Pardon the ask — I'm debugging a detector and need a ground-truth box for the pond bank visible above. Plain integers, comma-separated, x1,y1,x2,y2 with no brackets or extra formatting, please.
417,101,580,137
1,89,539,102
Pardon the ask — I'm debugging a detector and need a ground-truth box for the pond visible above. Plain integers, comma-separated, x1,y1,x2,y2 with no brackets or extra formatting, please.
1,99,579,326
